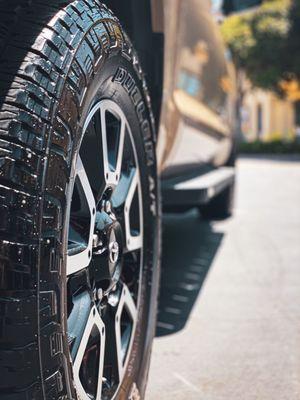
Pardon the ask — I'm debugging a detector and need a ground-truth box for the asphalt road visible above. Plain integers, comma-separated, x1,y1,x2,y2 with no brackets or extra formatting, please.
146,155,300,400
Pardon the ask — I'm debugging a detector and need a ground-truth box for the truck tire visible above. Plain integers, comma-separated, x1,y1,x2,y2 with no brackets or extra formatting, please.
0,1,160,399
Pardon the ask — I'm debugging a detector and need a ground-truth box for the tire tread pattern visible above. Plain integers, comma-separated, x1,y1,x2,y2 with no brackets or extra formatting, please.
0,1,156,399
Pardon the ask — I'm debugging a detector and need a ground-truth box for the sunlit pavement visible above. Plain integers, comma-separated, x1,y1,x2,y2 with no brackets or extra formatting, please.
146,155,300,400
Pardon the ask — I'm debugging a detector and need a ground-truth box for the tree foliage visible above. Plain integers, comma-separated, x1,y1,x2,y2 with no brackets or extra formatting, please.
221,0,300,96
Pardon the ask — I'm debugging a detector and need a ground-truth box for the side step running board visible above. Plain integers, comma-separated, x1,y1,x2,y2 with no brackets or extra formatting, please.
162,167,235,206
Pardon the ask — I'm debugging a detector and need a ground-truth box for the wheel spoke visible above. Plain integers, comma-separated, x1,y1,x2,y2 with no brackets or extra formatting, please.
68,291,91,360
124,169,143,252
67,99,145,400
115,115,126,183
100,101,126,188
67,156,96,276
114,284,137,382
72,306,105,400
80,107,106,199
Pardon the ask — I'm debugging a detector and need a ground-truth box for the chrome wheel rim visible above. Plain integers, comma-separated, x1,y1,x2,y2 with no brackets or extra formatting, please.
66,100,143,400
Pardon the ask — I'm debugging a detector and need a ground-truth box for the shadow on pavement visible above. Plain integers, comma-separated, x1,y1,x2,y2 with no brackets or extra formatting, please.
156,209,224,337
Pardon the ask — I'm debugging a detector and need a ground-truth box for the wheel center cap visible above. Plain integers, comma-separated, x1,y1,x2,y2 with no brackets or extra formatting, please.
109,240,119,264
92,211,123,282
107,223,123,278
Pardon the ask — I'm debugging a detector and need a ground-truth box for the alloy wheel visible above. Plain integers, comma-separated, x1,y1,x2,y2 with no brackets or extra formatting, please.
66,100,143,400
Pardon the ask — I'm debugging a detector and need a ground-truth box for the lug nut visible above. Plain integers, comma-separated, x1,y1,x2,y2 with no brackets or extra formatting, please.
92,234,99,248
108,291,119,307
105,200,112,214
93,288,103,302
97,288,103,301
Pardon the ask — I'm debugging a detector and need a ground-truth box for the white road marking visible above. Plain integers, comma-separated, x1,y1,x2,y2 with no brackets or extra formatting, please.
173,372,202,394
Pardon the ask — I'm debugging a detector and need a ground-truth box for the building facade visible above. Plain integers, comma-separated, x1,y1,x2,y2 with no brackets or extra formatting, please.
242,87,299,142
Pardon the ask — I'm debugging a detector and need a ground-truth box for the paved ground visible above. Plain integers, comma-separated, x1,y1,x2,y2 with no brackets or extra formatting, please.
146,155,300,400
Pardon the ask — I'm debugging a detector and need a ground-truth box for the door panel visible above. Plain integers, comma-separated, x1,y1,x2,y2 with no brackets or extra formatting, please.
157,0,236,178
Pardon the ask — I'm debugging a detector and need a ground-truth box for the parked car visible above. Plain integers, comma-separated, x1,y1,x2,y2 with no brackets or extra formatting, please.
0,0,261,399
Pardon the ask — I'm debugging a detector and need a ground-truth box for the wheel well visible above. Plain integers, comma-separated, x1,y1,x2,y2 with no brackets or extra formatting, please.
103,0,164,130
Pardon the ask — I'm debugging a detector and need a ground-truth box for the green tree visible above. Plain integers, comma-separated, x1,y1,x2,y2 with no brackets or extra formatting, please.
221,0,300,96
